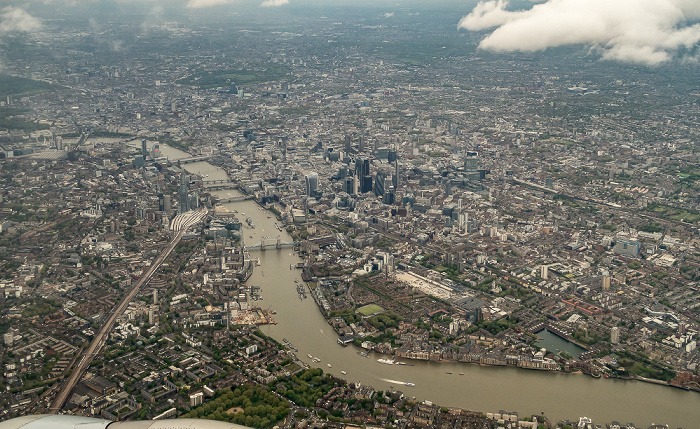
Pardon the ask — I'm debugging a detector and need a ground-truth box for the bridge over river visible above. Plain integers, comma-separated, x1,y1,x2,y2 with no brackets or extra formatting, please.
203,179,240,191
218,195,255,203
203,178,232,185
177,155,211,164
245,235,296,250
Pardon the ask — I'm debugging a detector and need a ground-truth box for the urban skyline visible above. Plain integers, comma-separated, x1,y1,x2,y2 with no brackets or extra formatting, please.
0,1,698,429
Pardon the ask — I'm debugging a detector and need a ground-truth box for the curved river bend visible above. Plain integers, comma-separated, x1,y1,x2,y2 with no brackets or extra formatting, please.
159,143,699,427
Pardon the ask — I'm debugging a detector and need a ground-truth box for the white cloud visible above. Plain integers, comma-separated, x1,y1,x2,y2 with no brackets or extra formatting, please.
0,6,42,33
384,12,394,18
458,0,700,65
186,0,233,8
260,0,288,7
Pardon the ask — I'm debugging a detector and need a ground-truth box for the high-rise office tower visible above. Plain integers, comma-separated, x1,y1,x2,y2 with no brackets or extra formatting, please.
361,175,373,193
179,172,189,213
464,154,478,172
345,134,352,153
393,160,400,190
158,194,167,212
361,158,370,177
355,157,370,178
374,170,386,198
464,153,480,182
305,172,319,196
188,193,199,211
142,139,147,158
384,185,395,205
344,176,354,194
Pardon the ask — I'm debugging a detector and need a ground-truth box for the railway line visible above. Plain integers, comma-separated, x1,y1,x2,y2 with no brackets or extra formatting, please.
48,229,185,413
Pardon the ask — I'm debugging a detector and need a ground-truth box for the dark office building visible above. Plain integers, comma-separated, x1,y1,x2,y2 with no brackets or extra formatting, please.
159,194,171,212
345,134,352,153
355,157,370,178
344,177,355,194
361,175,373,193
394,160,400,190
384,186,395,205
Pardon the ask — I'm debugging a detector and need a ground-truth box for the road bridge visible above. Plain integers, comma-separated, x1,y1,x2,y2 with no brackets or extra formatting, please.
177,155,211,164
205,184,239,191
203,179,232,185
218,195,255,203
245,235,296,250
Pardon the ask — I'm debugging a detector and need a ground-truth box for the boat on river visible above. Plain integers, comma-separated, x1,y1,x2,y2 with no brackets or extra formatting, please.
282,338,297,351
377,358,395,365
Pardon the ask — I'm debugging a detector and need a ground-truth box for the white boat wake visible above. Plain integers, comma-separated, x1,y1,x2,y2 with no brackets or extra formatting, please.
380,378,414,386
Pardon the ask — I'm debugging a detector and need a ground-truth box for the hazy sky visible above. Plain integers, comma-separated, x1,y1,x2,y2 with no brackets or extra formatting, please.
1,0,699,65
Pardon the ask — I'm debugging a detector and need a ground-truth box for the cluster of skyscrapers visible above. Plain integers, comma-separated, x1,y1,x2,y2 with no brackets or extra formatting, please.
303,134,400,207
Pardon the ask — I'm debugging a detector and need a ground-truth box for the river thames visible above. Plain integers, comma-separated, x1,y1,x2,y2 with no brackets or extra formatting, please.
158,141,699,427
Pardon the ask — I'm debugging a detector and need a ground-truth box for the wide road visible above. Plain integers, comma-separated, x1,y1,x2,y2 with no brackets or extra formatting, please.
48,229,185,413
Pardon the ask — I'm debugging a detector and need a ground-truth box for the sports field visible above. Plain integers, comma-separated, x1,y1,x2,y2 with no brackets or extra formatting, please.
357,304,384,316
